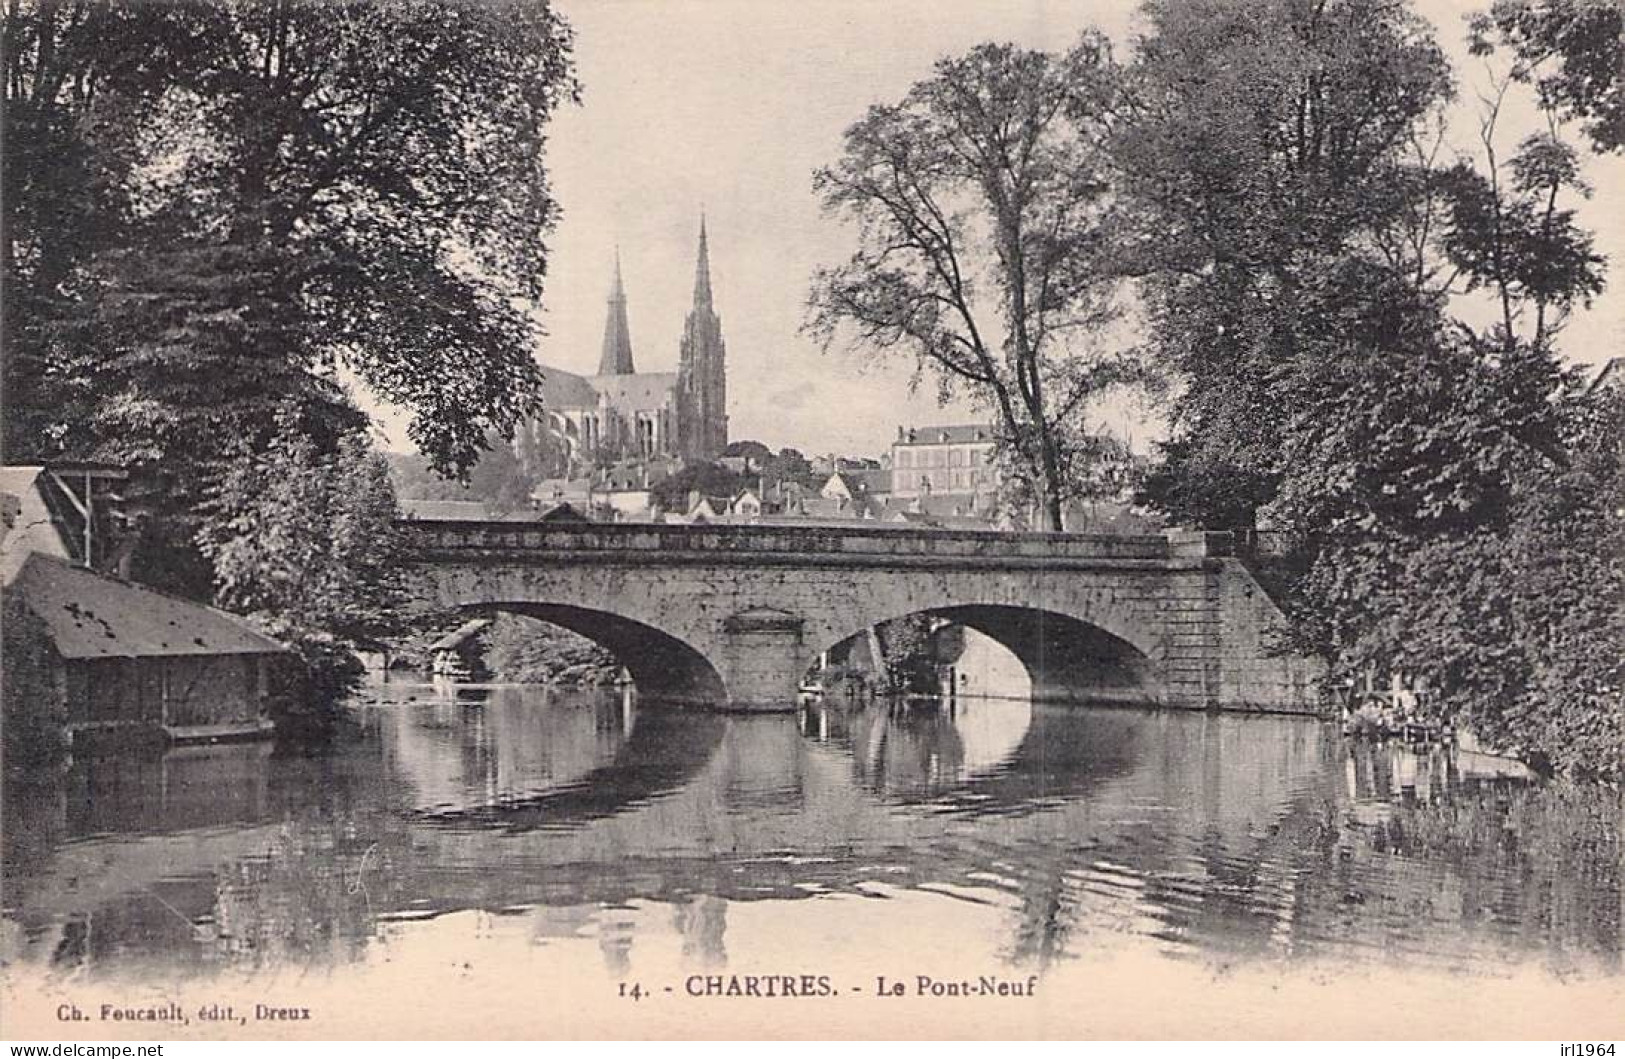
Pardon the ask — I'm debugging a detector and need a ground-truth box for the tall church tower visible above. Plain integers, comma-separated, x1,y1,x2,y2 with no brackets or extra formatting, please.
598,251,636,375
676,217,728,460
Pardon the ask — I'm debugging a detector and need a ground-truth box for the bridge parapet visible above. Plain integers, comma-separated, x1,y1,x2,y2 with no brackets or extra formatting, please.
1166,529,1235,558
398,519,1183,562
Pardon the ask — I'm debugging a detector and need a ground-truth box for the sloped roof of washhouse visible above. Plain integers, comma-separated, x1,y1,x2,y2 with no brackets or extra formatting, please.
7,552,286,660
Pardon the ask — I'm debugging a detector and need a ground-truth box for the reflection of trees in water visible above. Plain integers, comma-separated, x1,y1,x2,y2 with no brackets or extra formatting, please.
412,705,729,830
1293,746,1623,972
802,698,1042,798
205,819,413,972
4,698,1619,981
1008,872,1071,973
995,738,1622,975
846,705,969,794
673,895,728,969
378,687,636,816
597,911,637,977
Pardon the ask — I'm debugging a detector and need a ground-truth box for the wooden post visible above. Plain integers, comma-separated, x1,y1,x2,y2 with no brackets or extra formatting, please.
83,471,93,568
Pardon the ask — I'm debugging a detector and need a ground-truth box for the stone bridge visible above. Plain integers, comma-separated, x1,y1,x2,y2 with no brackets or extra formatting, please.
400,521,1322,713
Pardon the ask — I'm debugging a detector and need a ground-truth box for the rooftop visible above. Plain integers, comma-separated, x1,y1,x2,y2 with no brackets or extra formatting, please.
537,365,600,407
8,552,287,660
896,424,996,446
589,372,678,406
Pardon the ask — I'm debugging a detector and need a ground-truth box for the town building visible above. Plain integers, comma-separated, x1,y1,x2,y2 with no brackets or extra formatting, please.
524,219,729,473
889,424,998,502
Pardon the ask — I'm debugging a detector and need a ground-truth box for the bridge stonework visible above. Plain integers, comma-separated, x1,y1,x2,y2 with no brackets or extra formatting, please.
401,522,1324,714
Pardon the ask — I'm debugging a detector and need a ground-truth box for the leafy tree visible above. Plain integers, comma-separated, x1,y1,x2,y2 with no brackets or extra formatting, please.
991,421,1134,529
0,3,186,461
388,452,472,502
465,434,537,513
3,0,577,577
1,589,66,762
1279,351,1621,778
722,439,773,463
807,39,1143,530
1471,0,1625,154
197,411,409,726
874,615,940,694
392,435,538,512
1117,0,1456,529
1136,437,1276,532
1120,0,1618,775
649,461,749,513
761,447,813,483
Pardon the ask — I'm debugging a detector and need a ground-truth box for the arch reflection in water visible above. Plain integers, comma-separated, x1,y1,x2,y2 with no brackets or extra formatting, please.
1,688,1617,985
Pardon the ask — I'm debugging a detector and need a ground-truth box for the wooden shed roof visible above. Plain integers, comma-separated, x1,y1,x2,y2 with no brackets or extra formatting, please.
7,552,287,660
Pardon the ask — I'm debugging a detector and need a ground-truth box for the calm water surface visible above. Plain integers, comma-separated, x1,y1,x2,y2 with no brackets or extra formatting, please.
3,685,1619,990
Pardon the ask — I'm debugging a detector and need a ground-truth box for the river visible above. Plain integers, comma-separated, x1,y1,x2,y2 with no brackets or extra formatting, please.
1,683,1619,1036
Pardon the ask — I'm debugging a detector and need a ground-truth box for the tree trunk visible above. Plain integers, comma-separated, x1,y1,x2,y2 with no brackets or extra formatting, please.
1040,469,1064,532
1036,427,1066,532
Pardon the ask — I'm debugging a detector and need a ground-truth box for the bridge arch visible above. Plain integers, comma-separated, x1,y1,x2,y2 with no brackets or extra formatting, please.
466,602,728,706
403,521,1323,712
807,601,1164,706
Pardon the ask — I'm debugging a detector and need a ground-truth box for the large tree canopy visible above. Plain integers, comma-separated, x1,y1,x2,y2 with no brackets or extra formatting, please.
1116,0,1459,527
806,39,1142,531
3,0,577,476
1118,0,1619,777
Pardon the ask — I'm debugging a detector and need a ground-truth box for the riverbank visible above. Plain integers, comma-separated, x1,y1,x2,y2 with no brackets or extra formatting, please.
390,611,624,688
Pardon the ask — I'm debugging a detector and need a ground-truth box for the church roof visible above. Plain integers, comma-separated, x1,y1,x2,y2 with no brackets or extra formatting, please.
589,372,677,408
537,365,677,411
539,366,600,408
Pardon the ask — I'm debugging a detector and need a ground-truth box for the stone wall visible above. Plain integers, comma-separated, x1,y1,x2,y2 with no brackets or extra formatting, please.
402,522,1326,714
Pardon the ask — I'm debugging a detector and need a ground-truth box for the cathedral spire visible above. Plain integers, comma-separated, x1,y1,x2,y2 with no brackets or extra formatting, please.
692,215,713,311
598,248,636,375
677,215,727,461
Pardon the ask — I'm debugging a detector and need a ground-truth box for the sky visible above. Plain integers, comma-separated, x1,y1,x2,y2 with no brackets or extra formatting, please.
374,0,1624,460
